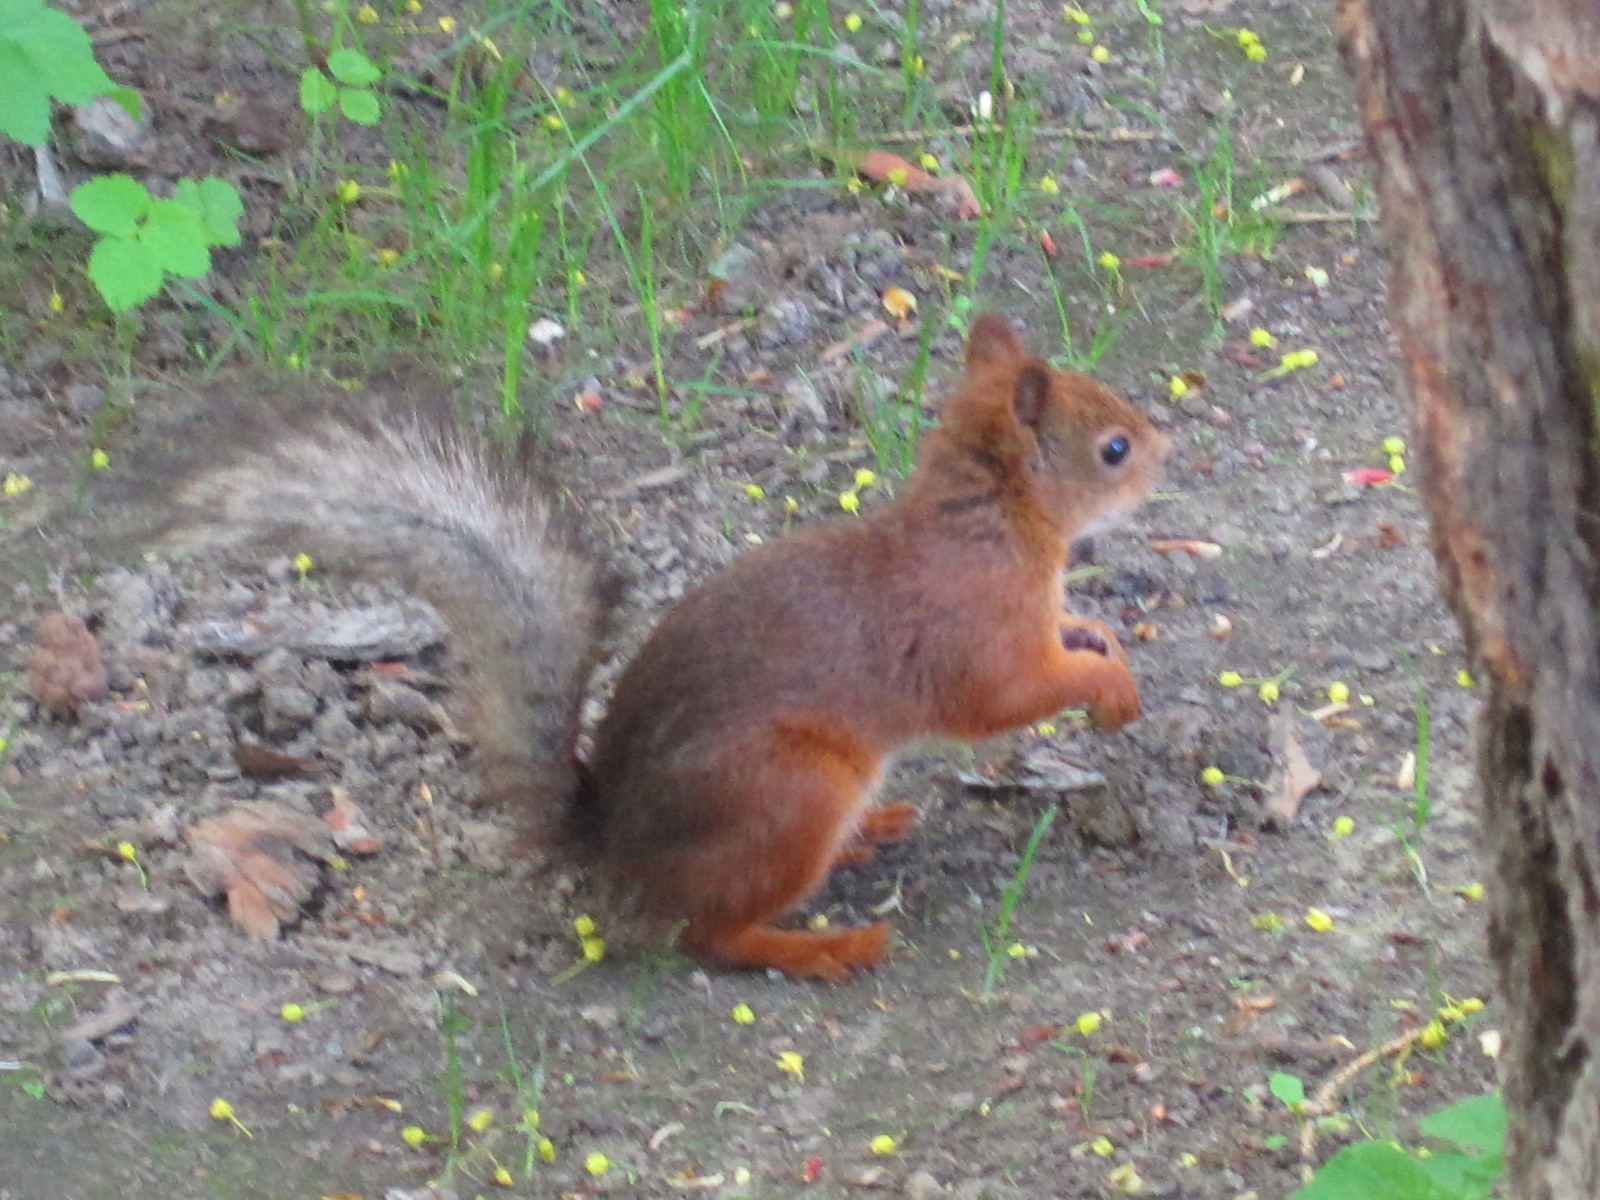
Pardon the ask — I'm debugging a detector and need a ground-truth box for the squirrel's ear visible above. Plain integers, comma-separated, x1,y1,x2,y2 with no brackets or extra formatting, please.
965,313,1025,369
1012,362,1051,429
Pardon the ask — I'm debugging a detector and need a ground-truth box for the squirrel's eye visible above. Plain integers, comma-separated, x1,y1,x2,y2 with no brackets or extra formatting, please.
1101,436,1131,467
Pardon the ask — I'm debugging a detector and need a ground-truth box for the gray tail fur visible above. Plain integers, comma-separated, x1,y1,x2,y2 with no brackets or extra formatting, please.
137,382,608,836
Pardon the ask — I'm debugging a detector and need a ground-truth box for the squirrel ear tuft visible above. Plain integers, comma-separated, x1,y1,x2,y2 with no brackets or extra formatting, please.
1012,362,1051,429
965,313,1025,369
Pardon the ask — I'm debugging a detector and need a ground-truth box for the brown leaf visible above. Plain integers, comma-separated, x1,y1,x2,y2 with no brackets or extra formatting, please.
843,148,982,219
325,792,381,856
1148,538,1224,559
234,741,320,781
1013,1022,1064,1048
881,285,919,325
1263,714,1323,827
27,612,108,719
185,802,334,939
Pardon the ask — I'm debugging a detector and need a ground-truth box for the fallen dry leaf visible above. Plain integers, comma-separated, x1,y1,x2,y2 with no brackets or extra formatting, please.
1124,251,1178,268
1376,520,1406,549
1220,296,1255,323
325,791,381,856
1248,177,1305,211
1345,466,1397,486
881,285,918,325
186,802,334,940
1264,714,1323,827
836,147,982,219
28,612,108,720
1396,750,1417,792
233,741,319,781
1149,538,1224,559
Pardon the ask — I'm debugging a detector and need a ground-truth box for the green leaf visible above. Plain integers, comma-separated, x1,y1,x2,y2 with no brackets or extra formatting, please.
338,87,381,126
1270,1072,1306,1110
1420,1095,1505,1158
6,4,113,105
172,176,243,247
1415,1150,1500,1200
299,66,336,115
327,47,381,86
70,173,151,237
106,84,142,121
1293,1141,1458,1200
0,42,50,145
87,235,163,312
138,199,210,278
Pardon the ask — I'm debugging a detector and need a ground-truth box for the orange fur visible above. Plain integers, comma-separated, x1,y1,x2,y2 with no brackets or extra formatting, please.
579,314,1169,980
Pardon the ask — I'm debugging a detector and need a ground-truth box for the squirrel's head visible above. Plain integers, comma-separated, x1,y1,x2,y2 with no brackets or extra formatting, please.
937,313,1170,542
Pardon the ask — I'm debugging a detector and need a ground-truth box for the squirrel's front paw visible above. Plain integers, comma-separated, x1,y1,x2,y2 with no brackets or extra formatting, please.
1086,664,1141,732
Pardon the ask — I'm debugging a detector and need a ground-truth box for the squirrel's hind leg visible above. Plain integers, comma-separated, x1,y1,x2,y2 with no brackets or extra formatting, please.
670,719,893,981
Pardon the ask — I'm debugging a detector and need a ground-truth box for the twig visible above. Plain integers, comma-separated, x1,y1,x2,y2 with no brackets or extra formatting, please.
1297,1024,1432,1178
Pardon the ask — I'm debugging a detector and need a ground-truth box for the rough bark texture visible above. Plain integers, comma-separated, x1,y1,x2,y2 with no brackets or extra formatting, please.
1338,2,1600,1196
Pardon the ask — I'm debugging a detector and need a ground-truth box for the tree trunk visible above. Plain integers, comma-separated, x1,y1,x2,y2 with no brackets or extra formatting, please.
1337,2,1600,1196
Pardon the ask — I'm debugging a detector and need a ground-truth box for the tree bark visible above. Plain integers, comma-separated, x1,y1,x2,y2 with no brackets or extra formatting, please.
1338,2,1600,1197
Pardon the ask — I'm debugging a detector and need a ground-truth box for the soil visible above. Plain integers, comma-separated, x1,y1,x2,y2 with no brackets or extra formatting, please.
0,1,1498,1198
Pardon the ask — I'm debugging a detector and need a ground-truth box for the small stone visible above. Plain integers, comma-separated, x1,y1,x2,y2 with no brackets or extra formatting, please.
260,682,320,737
314,969,360,996
780,374,829,429
72,96,154,167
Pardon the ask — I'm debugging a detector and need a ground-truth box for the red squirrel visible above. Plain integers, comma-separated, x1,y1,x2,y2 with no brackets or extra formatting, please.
152,314,1169,980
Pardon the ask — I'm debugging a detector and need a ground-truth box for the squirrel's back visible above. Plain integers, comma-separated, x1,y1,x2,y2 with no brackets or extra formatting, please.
135,379,608,829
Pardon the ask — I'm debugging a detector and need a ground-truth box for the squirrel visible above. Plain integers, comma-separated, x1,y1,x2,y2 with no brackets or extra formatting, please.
145,313,1169,981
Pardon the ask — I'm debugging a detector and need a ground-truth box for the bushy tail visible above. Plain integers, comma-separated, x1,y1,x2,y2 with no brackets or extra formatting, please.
136,381,609,832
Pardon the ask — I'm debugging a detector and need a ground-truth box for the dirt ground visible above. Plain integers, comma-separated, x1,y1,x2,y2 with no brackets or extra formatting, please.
0,0,1499,1197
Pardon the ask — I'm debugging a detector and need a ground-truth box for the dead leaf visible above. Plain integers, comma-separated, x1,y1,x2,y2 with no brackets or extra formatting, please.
1264,714,1323,827
1013,1023,1064,1048
835,148,982,219
1345,467,1397,486
185,802,334,939
1249,178,1304,211
28,612,108,719
1396,751,1417,792
325,791,381,856
1124,251,1178,268
1310,533,1345,559
234,742,319,781
1220,296,1254,323
1039,229,1059,257
1148,538,1224,559
647,1123,687,1152
881,285,918,324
